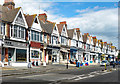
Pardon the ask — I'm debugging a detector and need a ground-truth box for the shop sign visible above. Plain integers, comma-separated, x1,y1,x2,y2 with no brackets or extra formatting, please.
31,41,41,48
4,40,27,48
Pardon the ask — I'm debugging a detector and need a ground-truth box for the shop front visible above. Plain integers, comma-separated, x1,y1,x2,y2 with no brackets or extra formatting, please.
60,48,69,64
83,52,90,64
46,45,60,64
70,48,78,63
77,50,84,63
30,41,43,66
3,40,27,66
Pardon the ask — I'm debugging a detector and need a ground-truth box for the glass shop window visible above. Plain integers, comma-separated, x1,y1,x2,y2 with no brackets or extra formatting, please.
31,50,40,59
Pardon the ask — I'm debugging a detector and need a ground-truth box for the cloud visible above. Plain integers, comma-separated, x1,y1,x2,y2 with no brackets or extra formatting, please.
76,7,90,13
48,8,118,47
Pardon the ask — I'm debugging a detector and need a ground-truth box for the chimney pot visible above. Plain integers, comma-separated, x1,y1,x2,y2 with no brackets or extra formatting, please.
60,21,66,24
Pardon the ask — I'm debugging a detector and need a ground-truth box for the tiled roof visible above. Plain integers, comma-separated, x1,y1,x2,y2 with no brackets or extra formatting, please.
1,5,20,22
82,34,87,43
93,37,97,46
39,20,55,34
67,29,74,39
24,14,37,28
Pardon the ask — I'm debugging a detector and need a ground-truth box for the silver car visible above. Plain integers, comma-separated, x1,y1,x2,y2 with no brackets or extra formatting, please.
100,60,110,66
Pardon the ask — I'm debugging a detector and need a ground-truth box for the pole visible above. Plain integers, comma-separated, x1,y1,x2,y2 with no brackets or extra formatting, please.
66,53,68,69
105,63,107,70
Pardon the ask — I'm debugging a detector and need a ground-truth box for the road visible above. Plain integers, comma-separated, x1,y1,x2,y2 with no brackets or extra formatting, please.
1,65,120,84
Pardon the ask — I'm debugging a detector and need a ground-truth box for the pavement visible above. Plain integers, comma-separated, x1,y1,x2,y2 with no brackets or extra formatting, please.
0,63,117,77
1,65,119,84
0,63,96,77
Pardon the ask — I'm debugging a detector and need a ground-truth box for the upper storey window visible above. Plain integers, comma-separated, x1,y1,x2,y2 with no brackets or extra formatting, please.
11,25,25,39
1,23,5,35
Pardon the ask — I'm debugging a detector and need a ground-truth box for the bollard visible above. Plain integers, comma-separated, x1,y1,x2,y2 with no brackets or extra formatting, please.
105,63,107,70
28,62,31,68
113,63,115,68
66,63,68,69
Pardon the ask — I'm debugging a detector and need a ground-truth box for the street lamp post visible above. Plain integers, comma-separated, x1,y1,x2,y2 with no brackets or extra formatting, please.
66,53,69,69
27,31,31,68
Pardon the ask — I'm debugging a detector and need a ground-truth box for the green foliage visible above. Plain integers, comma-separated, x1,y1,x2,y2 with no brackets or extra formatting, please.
118,52,120,59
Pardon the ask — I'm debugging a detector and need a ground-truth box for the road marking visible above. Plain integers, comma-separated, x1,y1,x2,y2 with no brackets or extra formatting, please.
101,72,111,75
18,73,54,78
70,70,113,81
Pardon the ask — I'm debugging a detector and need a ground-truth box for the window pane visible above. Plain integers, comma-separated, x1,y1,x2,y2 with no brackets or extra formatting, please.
31,31,33,40
34,31,36,41
18,27,21,38
31,50,39,58
21,27,24,38
37,32,39,41
40,33,43,42
14,25,17,37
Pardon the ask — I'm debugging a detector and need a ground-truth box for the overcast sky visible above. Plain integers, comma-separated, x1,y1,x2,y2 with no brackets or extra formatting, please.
0,0,119,49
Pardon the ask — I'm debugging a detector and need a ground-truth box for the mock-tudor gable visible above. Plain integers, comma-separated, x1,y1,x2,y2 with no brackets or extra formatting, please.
52,24,59,37
61,25,68,37
73,29,78,40
79,32,83,42
32,15,42,31
12,8,28,28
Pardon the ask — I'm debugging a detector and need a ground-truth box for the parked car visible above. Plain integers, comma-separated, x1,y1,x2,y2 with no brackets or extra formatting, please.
110,61,115,65
100,60,110,66
118,61,120,65
115,61,119,65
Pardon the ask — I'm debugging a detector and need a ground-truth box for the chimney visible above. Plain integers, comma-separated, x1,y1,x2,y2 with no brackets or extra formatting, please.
60,21,66,24
3,0,15,10
92,36,96,39
39,13,47,22
75,28,80,32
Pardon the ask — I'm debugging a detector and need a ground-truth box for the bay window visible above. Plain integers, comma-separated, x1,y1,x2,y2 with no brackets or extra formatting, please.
31,30,42,42
11,25,25,39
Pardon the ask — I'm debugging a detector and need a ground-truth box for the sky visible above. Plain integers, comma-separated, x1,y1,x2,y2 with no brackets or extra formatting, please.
0,0,119,49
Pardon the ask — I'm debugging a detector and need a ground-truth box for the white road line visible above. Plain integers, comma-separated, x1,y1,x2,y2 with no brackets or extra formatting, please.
74,77,84,80
68,74,85,80
101,72,111,75
88,75,95,77
18,74,54,78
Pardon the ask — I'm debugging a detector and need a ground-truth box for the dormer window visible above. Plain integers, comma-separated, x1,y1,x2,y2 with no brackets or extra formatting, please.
35,18,38,24
74,32,76,35
63,27,65,31
54,26,57,31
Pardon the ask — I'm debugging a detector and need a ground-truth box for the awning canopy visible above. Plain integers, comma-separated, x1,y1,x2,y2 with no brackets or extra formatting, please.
60,48,68,53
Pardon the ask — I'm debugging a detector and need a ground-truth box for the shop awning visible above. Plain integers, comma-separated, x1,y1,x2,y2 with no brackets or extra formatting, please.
60,48,68,53
101,54,105,56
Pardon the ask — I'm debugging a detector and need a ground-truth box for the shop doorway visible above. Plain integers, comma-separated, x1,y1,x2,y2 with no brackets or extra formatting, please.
52,55,57,63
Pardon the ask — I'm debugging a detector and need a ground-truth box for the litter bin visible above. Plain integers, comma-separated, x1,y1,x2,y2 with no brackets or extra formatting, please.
85,62,88,66
78,62,80,67
80,63,83,66
76,62,78,67
76,62,80,67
